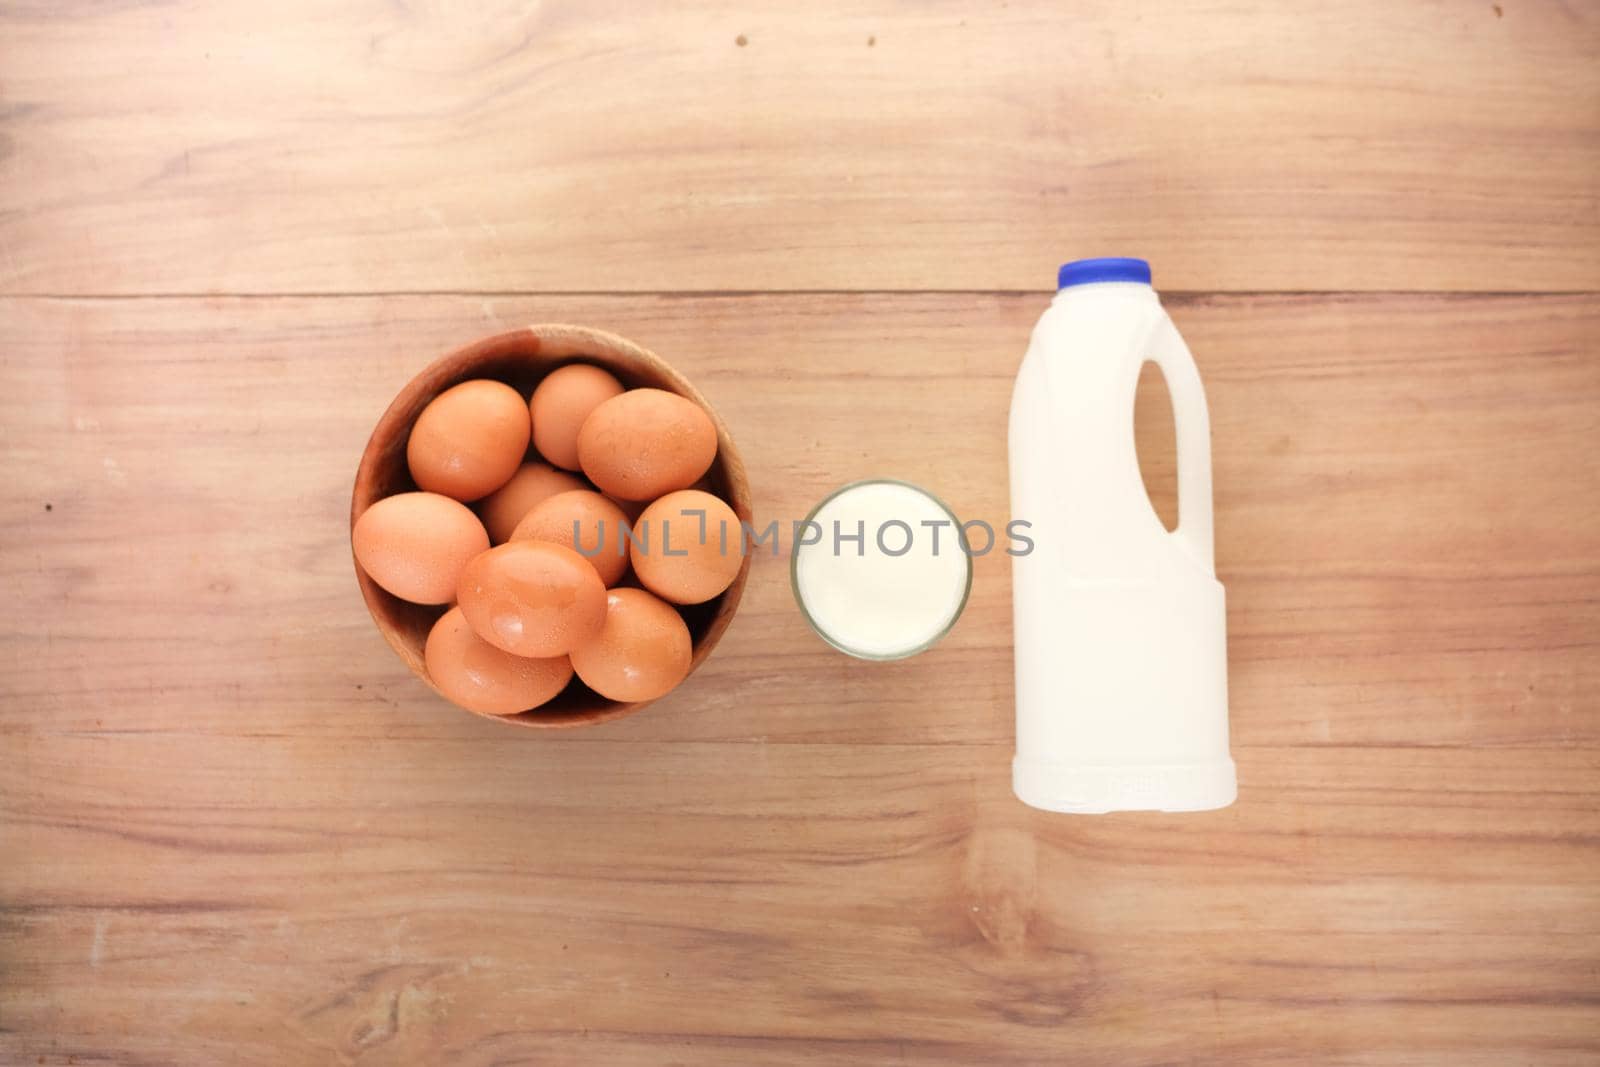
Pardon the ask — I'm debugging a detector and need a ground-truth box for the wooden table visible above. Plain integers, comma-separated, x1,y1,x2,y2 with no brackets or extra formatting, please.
3,3,1597,1064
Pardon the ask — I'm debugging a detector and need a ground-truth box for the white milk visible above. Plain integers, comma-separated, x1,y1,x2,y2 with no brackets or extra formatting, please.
791,480,971,659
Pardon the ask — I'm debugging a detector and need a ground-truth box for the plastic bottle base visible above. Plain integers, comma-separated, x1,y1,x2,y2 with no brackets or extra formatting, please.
1012,756,1237,814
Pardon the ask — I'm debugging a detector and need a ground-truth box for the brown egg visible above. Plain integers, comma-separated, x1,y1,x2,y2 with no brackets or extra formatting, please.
530,363,624,471
406,379,531,502
510,489,632,587
569,587,692,703
456,540,607,657
631,490,744,605
576,388,717,501
477,461,588,544
424,606,573,716
353,492,489,605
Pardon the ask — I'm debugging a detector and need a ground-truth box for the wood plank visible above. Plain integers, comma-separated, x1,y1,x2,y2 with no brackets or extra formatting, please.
2,737,1597,1065
1,292,1595,748
0,1,1595,295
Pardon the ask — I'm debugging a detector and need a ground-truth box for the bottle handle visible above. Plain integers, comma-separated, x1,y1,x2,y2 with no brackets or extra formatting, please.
1143,314,1215,575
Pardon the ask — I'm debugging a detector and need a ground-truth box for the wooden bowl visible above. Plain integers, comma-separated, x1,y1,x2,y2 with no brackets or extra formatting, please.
351,325,752,729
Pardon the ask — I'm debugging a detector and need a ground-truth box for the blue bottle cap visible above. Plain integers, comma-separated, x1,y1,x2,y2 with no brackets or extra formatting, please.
1057,257,1152,289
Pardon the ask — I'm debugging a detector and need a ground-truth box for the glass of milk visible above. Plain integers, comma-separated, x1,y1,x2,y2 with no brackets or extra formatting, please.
790,479,972,660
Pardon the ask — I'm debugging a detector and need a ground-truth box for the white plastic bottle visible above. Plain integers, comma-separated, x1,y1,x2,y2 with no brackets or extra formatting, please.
1009,258,1235,813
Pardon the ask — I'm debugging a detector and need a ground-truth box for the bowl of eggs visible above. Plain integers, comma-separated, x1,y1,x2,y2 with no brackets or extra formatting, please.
351,325,752,728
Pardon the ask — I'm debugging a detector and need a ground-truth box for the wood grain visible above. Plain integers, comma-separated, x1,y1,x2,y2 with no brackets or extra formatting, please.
1,0,1597,295
2,291,1597,1063
3,737,1597,1066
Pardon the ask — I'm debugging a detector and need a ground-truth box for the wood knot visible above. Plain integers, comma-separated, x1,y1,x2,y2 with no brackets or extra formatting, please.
961,826,1038,954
